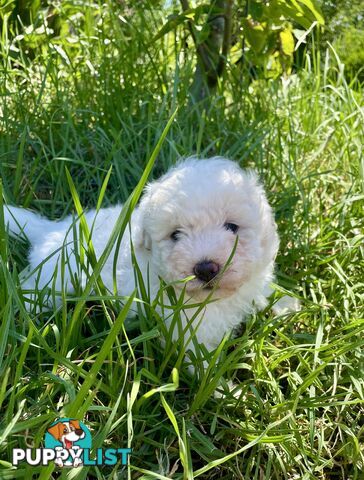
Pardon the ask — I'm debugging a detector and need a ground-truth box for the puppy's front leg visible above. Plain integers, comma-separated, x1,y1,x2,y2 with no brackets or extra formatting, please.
264,284,301,315
272,294,300,315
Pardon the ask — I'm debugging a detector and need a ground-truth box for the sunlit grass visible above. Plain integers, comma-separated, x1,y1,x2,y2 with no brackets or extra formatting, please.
0,3,363,479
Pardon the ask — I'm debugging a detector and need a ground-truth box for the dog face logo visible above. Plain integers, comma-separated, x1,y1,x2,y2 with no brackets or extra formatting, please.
45,418,91,468
47,419,85,449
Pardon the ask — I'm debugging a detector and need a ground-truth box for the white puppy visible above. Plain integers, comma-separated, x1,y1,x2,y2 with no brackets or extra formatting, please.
5,157,280,356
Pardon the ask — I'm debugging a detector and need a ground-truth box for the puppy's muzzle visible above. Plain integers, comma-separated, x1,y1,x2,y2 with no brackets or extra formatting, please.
193,260,220,284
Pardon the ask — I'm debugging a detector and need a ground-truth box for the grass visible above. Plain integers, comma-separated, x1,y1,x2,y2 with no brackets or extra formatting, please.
0,4,363,479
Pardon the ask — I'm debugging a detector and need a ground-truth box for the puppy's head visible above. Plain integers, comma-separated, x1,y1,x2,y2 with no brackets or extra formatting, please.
135,157,279,299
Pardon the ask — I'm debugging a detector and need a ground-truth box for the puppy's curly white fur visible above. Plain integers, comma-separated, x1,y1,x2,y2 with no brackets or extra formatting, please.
5,157,279,355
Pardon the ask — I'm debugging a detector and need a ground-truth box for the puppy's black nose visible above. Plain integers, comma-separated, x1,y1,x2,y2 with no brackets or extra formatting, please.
193,260,220,283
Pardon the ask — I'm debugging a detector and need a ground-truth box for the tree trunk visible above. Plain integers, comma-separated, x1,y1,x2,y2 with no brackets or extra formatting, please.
180,0,233,108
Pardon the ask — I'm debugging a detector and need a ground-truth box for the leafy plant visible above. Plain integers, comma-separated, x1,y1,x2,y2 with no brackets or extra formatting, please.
154,0,324,103
238,0,324,76
333,27,364,81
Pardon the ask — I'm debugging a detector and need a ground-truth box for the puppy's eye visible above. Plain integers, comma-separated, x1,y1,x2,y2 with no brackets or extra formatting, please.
224,222,239,234
170,230,181,241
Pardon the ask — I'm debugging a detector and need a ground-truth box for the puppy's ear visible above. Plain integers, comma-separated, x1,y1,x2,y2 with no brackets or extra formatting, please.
259,191,279,265
261,206,279,262
132,184,153,251
246,171,279,266
134,226,152,251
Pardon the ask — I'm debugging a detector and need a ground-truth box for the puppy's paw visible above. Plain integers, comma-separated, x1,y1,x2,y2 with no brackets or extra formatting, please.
272,295,300,315
214,380,244,401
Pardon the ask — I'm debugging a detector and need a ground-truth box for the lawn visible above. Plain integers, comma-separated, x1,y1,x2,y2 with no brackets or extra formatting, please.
0,3,363,479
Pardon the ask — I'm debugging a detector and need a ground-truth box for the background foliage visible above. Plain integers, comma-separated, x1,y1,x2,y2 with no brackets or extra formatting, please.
0,1,363,479
320,0,364,80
